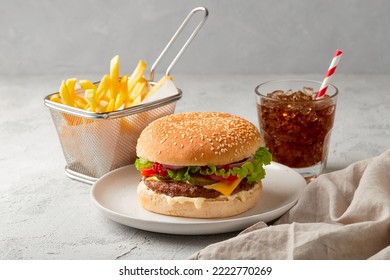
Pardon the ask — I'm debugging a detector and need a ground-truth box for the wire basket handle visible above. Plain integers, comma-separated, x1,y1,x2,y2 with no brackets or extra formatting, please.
149,7,208,81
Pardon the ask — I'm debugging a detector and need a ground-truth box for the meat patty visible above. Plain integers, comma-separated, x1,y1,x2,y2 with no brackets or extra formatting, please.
143,178,256,198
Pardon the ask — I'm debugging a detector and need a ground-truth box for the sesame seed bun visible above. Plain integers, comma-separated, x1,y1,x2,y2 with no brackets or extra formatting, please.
136,112,262,166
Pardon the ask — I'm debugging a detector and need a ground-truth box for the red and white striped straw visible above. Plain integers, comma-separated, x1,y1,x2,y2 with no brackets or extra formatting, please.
316,49,343,98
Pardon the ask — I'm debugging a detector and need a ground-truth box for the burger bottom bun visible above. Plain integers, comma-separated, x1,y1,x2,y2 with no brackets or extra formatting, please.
137,181,262,218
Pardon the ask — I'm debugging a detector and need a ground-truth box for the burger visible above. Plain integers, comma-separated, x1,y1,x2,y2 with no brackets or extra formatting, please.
134,112,272,218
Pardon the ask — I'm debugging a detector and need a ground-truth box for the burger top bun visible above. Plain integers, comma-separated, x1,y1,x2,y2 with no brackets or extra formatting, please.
136,112,262,166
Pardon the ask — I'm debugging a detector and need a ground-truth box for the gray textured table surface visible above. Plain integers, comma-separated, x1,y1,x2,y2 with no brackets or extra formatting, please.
1,73,389,260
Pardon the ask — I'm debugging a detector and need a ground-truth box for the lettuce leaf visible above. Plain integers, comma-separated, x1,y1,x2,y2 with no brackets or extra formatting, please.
134,157,153,170
135,147,272,184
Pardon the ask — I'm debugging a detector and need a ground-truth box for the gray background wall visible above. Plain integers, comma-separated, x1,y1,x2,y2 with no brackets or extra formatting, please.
1,0,389,76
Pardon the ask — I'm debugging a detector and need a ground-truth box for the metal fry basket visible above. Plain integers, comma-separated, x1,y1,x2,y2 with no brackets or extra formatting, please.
44,7,208,184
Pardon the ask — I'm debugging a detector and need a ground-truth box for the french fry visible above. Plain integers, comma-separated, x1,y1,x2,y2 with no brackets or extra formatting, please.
105,98,115,112
79,80,97,91
114,92,125,110
84,89,97,112
120,74,129,96
129,78,148,102
140,78,150,100
127,60,147,94
109,55,120,99
115,74,128,110
59,80,73,106
50,94,62,104
66,78,77,107
97,100,109,112
96,74,110,102
124,98,133,108
74,95,88,109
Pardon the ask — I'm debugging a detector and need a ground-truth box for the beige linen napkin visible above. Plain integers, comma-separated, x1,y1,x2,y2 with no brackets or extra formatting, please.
190,149,390,259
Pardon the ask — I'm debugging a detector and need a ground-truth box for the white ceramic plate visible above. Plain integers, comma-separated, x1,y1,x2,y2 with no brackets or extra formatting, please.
91,162,306,235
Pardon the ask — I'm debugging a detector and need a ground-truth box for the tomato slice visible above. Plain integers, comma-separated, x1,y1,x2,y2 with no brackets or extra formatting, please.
153,162,168,176
223,174,239,181
140,168,156,177
140,162,168,177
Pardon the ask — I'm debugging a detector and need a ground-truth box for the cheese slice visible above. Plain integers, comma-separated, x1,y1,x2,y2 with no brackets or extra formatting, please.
203,178,243,196
145,176,160,181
